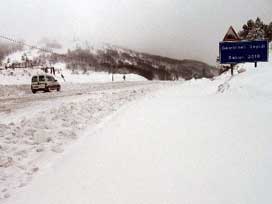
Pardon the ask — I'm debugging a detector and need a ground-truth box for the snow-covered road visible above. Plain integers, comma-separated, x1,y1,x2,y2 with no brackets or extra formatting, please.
0,81,173,202
3,61,272,204
0,81,163,113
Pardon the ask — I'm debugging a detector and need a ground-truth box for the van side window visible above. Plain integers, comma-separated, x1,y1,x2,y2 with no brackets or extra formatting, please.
46,76,53,81
39,76,45,81
32,76,38,82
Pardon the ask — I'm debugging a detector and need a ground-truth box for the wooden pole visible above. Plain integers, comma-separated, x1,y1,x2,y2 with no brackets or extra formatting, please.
111,66,114,82
230,64,234,76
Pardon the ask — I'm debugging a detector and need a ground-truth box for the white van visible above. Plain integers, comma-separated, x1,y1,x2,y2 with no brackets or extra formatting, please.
31,74,61,94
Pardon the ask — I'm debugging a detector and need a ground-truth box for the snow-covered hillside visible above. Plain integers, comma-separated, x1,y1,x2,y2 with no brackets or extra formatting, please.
0,39,156,85
0,49,147,85
1,38,217,83
1,47,271,204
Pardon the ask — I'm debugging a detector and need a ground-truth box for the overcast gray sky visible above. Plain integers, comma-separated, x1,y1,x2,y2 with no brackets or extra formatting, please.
0,0,271,64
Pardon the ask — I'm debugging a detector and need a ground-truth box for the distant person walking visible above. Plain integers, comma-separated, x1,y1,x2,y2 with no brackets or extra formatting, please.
61,73,65,82
123,75,126,81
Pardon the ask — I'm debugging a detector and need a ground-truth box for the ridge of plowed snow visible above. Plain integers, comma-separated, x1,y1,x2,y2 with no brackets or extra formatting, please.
3,49,272,204
0,82,170,201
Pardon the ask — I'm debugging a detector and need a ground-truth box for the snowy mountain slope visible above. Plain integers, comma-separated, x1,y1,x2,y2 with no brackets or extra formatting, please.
61,41,216,80
3,49,42,65
0,41,149,85
3,48,272,204
1,38,216,83
0,55,146,86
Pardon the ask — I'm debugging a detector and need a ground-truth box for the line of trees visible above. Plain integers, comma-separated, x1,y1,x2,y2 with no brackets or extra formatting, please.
61,46,216,80
0,41,24,64
239,17,272,42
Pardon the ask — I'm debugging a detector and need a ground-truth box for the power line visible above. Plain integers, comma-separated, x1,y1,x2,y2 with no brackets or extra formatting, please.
0,33,56,54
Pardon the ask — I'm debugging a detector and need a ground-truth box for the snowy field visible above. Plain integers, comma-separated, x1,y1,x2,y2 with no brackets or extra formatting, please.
1,57,271,203
1,47,272,203
0,68,146,86
0,64,146,86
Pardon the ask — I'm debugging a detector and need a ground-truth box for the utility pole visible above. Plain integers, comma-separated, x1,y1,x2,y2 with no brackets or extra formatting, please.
230,64,234,76
111,65,114,82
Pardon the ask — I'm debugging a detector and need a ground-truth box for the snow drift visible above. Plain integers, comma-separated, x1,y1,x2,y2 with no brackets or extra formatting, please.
2,45,271,204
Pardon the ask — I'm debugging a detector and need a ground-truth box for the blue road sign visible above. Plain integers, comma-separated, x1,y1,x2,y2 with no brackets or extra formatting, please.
219,40,269,64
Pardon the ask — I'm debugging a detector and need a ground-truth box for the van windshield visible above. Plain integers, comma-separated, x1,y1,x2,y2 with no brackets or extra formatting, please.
32,76,38,82
46,76,55,81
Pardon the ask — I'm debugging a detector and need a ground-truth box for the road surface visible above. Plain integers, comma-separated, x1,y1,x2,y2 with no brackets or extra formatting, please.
0,81,166,113
3,75,272,204
0,81,173,201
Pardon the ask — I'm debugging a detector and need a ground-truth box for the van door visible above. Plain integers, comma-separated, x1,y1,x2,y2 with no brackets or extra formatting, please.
31,76,39,89
38,75,46,89
46,75,54,89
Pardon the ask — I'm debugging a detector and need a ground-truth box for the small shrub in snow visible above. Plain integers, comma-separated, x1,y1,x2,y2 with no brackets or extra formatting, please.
33,130,52,144
217,82,230,93
237,68,246,74
0,157,13,168
31,167,39,173
36,147,44,152
51,146,64,153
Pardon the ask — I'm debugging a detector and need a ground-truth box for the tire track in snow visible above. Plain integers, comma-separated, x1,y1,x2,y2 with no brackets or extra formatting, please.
0,81,162,113
0,81,171,201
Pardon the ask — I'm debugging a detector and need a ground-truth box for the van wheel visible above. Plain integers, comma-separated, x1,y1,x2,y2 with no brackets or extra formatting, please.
45,87,50,92
57,87,61,92
32,90,36,94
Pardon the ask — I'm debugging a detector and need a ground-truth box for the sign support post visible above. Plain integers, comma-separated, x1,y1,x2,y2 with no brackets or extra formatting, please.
219,26,269,75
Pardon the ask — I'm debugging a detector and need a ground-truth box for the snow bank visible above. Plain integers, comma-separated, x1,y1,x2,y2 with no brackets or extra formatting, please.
55,63,146,84
3,48,272,204
0,69,44,85
0,82,167,202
